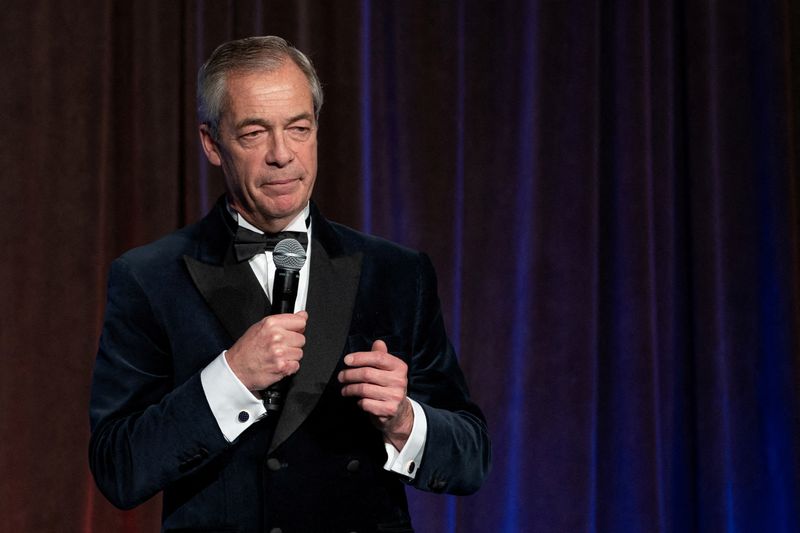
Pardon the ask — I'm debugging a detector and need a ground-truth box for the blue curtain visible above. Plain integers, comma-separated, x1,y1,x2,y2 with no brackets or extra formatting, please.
349,2,800,531
1,1,798,531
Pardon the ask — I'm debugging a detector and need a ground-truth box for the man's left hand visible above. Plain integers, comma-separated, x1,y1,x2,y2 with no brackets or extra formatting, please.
338,340,414,451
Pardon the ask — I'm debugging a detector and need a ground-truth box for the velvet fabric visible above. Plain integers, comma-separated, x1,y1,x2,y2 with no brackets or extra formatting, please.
88,199,489,532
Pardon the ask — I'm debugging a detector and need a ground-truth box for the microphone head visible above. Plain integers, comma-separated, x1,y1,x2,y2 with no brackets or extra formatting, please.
273,238,307,271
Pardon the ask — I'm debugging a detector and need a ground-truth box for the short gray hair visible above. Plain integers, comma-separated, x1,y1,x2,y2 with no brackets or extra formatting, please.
197,36,323,140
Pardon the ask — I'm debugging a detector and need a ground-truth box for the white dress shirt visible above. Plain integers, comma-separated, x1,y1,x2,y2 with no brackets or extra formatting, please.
200,203,426,478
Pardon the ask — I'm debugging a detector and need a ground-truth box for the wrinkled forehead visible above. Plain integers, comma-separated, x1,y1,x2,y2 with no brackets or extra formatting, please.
219,62,314,119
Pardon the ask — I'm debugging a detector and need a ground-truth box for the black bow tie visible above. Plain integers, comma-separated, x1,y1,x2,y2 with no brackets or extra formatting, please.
233,226,308,262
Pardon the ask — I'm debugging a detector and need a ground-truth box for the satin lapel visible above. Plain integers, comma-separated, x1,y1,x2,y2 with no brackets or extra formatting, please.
269,239,362,453
183,253,269,342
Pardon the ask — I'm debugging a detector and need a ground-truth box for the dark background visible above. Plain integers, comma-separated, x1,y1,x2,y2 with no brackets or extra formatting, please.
1,1,799,532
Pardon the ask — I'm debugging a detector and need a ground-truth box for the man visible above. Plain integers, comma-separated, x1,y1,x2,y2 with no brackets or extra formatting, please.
89,36,490,533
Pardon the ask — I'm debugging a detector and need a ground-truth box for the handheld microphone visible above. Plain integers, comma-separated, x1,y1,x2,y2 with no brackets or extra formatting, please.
270,238,306,313
261,238,307,413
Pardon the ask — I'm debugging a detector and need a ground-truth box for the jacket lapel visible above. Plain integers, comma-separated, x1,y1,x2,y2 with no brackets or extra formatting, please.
184,254,269,341
182,197,270,342
180,199,361,453
269,218,362,453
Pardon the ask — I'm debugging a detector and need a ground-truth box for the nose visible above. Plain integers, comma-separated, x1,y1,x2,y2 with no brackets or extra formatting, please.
265,131,295,167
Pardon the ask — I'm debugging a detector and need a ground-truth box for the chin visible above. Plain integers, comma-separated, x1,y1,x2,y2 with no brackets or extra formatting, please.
257,199,302,220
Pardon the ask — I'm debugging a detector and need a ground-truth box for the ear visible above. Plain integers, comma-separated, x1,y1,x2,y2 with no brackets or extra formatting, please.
199,124,223,167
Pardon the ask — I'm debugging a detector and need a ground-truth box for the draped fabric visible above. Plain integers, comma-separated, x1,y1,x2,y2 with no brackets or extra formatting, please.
1,1,798,532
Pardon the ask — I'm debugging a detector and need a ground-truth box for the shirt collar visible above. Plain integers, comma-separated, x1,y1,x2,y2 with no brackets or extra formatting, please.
227,202,311,235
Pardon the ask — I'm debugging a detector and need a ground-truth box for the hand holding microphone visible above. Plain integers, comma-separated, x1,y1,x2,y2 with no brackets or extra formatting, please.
224,238,308,411
261,238,307,411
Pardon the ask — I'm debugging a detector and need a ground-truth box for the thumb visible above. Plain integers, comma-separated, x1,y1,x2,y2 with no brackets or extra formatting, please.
371,339,388,353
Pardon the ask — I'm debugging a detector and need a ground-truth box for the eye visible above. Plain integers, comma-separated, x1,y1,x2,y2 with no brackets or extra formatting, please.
287,125,313,140
239,129,264,140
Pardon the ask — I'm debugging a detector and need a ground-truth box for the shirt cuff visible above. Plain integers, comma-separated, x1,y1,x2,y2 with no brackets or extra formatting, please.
383,398,427,479
200,351,267,442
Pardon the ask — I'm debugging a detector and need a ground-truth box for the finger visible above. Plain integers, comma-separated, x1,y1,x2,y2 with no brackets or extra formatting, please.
272,346,304,362
338,366,404,388
263,312,307,332
341,382,404,403
256,331,306,357
344,350,404,371
371,339,388,353
279,330,306,349
268,347,303,378
354,398,402,418
275,358,301,376
258,320,306,343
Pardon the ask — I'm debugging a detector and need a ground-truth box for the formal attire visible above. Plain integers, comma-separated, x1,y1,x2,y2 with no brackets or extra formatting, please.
89,197,490,533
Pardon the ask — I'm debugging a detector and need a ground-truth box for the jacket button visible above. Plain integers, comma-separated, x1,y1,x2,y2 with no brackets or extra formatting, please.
346,459,360,473
266,458,282,471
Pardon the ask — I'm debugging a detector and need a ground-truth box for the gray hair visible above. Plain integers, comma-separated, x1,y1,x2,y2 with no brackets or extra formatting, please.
197,36,324,140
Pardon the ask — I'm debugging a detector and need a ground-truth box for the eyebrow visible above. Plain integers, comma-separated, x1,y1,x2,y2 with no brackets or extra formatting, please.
234,113,315,131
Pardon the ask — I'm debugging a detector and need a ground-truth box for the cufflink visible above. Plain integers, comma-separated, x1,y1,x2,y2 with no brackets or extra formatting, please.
405,460,416,475
238,410,250,422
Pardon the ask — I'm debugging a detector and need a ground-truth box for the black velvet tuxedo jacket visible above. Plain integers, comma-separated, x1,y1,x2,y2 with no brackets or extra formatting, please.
89,198,490,533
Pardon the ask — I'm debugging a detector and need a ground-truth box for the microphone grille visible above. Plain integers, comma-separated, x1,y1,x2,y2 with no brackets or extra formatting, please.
273,238,307,271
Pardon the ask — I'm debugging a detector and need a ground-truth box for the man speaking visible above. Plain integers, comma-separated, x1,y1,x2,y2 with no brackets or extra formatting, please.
89,36,490,533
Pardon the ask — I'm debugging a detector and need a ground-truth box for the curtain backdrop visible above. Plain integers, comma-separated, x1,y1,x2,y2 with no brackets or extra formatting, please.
1,1,798,532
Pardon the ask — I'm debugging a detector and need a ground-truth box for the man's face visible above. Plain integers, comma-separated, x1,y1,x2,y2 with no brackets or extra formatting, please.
200,61,318,232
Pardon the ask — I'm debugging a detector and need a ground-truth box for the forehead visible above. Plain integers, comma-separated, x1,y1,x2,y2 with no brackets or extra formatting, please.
222,63,314,120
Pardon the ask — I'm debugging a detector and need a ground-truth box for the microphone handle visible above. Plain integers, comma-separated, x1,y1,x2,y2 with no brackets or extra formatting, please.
271,268,300,314
261,267,301,412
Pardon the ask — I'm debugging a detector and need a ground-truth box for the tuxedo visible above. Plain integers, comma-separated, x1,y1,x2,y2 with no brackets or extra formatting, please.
89,198,490,533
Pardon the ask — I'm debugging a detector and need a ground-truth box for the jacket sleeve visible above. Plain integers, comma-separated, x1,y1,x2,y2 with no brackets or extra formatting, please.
405,253,492,495
88,257,229,509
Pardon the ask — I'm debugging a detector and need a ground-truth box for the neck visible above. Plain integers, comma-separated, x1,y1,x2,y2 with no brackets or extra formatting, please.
228,201,310,234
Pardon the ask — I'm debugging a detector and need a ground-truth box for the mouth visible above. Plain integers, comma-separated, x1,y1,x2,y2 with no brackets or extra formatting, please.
261,176,301,187
258,178,302,193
